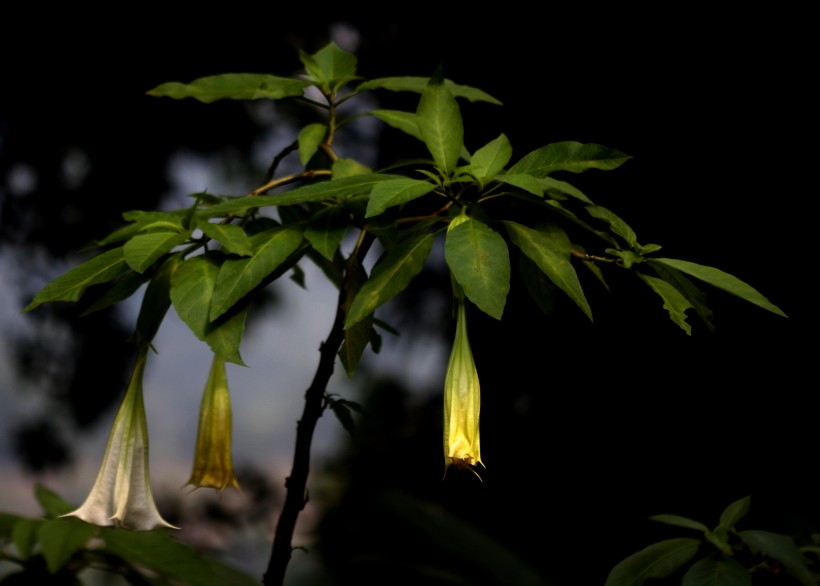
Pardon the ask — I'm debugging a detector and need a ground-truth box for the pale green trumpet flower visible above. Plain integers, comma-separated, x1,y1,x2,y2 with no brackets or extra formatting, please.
185,354,240,492
443,299,484,478
63,347,177,530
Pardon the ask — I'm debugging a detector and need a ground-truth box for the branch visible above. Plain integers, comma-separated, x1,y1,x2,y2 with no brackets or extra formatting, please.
262,232,375,586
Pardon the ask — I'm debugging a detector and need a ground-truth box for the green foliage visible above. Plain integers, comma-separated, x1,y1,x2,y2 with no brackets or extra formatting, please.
0,485,258,585
606,496,819,585
18,40,792,585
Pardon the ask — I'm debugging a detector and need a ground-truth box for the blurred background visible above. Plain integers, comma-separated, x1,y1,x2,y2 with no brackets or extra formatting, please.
2,9,815,585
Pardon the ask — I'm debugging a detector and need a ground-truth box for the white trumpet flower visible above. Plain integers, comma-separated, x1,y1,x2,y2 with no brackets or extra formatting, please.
62,347,177,530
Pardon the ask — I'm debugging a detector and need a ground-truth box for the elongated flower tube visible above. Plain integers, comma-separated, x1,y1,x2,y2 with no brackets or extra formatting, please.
443,299,484,477
63,346,177,530
185,354,240,492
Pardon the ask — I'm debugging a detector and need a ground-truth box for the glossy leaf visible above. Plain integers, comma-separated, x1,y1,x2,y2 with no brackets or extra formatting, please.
24,247,129,312
638,273,693,334
305,205,349,261
370,109,422,140
38,518,96,574
509,141,631,177
196,220,253,257
331,157,372,178
649,258,787,318
357,76,503,104
170,254,221,341
605,537,701,586
650,262,715,333
147,73,310,103
300,43,358,89
681,557,751,586
366,177,435,218
718,495,751,531
298,123,328,166
650,514,709,533
445,218,510,320
80,269,153,316
103,526,260,586
209,225,304,321
469,134,512,182
345,229,436,329
504,221,592,321
11,518,40,558
199,173,404,217
135,253,183,344
587,205,638,249
339,258,373,378
738,530,815,586
498,173,544,196
123,231,189,274
35,484,75,518
204,305,248,367
540,176,594,203
417,74,463,175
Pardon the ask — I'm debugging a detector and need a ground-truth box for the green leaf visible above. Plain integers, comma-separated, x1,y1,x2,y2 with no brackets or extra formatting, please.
37,518,95,574
147,73,311,103
366,178,436,218
135,252,183,344
196,220,253,257
503,221,592,321
305,205,349,261
170,254,221,341
205,304,248,367
518,253,556,317
649,258,787,318
199,173,405,217
417,76,464,175
123,231,190,274
540,176,594,204
637,273,694,334
738,530,816,586
24,247,129,312
605,537,701,586
209,225,304,321
469,134,512,182
102,527,260,586
35,484,75,518
370,109,422,141
650,514,710,533
121,209,189,232
357,76,503,104
345,229,436,329
445,218,510,320
509,141,631,177
718,495,751,531
12,519,41,559
587,205,638,249
80,269,153,316
298,123,328,166
498,173,545,196
0,513,26,538
300,42,359,92
327,397,360,436
339,259,373,378
649,263,715,333
332,157,373,178
681,556,751,586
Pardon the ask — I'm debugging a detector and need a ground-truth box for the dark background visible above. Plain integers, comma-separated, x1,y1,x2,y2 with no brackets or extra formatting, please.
2,9,814,585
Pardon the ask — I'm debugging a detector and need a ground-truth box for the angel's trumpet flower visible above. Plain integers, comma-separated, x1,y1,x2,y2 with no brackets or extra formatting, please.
443,299,484,478
62,347,176,530
185,354,240,492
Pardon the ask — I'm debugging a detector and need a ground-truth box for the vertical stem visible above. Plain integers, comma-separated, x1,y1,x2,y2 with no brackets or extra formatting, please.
262,234,373,586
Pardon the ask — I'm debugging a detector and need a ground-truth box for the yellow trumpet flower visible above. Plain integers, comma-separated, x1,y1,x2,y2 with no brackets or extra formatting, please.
62,346,177,530
185,354,240,492
443,299,484,478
